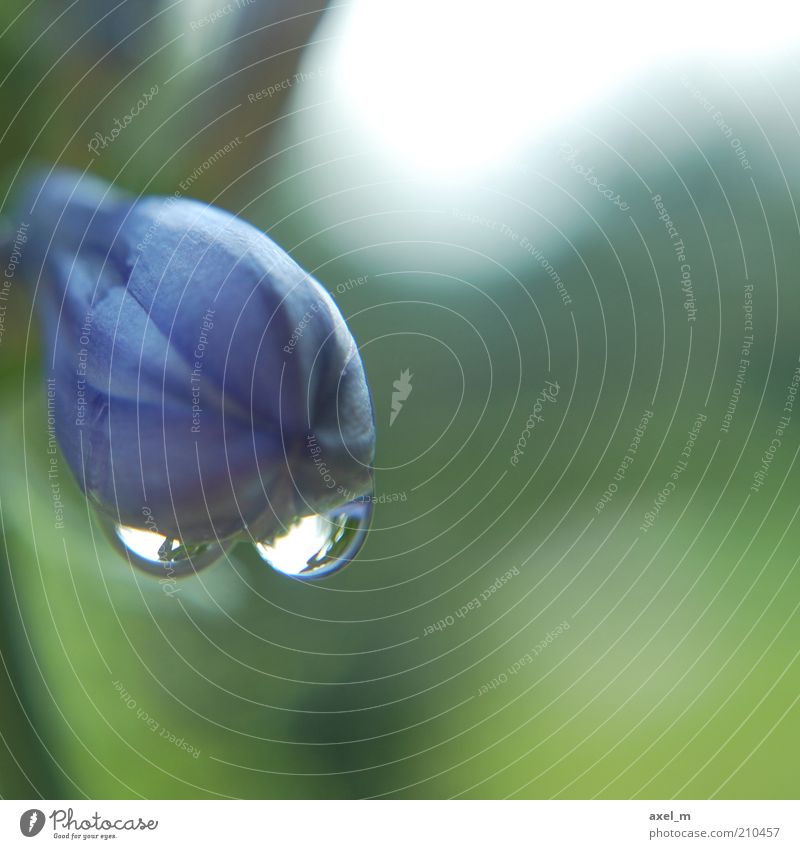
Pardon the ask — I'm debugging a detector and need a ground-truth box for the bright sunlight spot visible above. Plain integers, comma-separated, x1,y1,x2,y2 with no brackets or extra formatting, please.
334,0,800,175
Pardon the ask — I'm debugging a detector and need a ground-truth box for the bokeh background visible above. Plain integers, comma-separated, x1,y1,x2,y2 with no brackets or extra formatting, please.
1,0,799,799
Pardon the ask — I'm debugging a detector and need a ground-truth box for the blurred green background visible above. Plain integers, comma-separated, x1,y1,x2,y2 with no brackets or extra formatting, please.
1,0,799,799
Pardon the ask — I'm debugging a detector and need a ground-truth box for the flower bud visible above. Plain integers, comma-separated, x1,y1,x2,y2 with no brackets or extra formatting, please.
16,170,375,572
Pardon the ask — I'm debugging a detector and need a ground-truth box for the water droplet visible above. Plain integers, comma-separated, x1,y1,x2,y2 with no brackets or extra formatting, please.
255,496,373,579
103,518,227,577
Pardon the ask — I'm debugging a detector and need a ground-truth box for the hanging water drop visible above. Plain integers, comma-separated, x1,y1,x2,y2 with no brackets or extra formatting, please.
255,495,373,579
102,517,228,577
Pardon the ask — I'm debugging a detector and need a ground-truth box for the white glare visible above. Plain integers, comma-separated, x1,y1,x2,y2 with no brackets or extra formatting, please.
255,515,331,576
334,0,800,174
115,524,168,563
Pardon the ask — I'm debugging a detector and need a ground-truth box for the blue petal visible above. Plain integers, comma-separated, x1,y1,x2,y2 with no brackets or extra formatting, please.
18,169,375,543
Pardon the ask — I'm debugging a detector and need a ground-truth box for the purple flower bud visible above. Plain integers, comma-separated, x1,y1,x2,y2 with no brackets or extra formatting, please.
18,170,375,577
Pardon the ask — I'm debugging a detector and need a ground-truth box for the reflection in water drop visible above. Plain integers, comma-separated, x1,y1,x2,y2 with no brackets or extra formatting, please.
255,495,373,579
107,520,227,577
